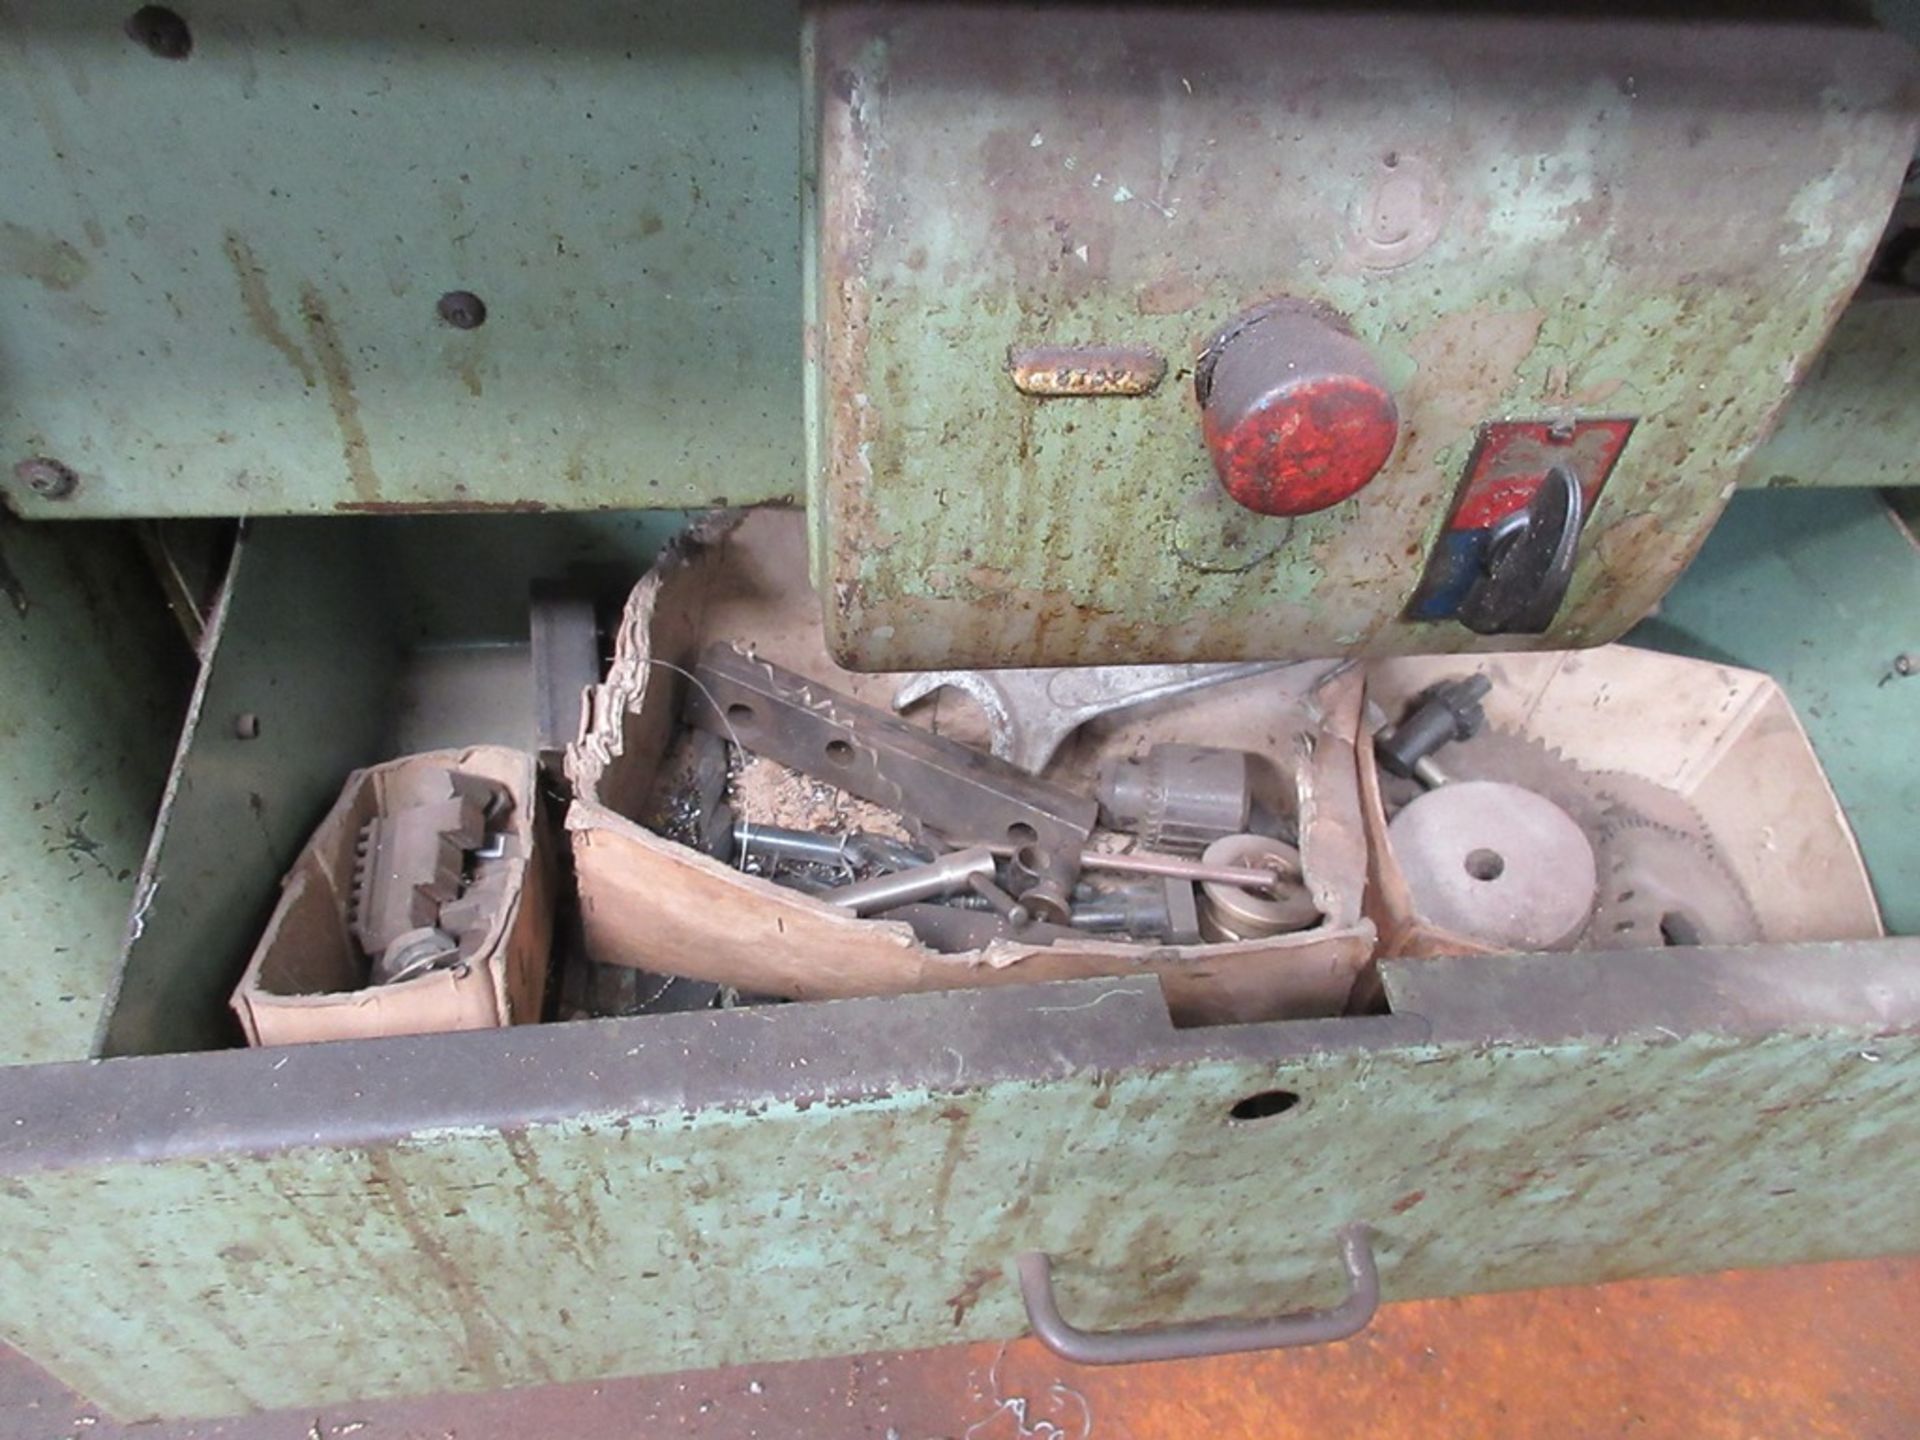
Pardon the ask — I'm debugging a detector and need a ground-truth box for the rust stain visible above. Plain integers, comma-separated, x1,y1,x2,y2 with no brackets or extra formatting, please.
943,1265,997,1328
1137,273,1209,316
928,1106,972,1227
500,1131,605,1266
298,285,380,504
1131,1215,1203,1310
1405,305,1548,422
358,1151,526,1389
221,234,316,387
1007,344,1165,398
0,221,88,292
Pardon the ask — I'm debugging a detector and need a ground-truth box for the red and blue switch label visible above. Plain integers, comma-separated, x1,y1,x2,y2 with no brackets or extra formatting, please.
1407,418,1635,622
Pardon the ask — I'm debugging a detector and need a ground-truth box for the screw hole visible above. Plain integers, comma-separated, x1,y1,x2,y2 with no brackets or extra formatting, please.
436,290,488,330
233,712,260,740
1382,151,1400,169
125,5,192,59
1463,848,1505,882
1658,911,1703,947
1006,822,1039,846
824,738,853,765
1228,1089,1300,1122
15,457,79,500
724,702,756,726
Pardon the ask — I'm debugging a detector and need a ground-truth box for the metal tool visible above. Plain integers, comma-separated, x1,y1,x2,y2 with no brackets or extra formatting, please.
346,767,519,975
731,822,930,875
891,662,1288,775
679,730,737,861
967,872,1032,928
1074,846,1297,892
1008,844,1081,925
1374,675,1491,788
350,792,487,955
1428,727,1753,951
1097,745,1253,854
1197,834,1321,940
1071,878,1203,945
874,904,1078,954
1388,780,1597,950
827,847,996,917
370,927,461,986
1365,698,1437,785
1588,771,1759,948
439,857,516,956
685,646,1098,855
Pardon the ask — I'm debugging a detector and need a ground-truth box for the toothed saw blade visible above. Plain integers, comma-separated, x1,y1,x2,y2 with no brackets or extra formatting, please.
1416,730,1757,949
1585,770,1760,948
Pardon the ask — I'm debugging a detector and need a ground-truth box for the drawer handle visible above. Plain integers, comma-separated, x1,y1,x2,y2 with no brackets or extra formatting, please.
1016,1222,1378,1366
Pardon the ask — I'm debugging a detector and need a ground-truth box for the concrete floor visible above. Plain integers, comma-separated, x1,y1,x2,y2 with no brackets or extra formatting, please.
6,1256,1917,1439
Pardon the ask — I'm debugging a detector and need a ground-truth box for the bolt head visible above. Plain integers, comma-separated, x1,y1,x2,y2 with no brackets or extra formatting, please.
14,457,78,500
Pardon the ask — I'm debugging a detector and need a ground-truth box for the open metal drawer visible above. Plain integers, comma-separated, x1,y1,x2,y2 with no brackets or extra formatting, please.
1,497,1916,1421
5,945,1919,1420
2,0,1918,1421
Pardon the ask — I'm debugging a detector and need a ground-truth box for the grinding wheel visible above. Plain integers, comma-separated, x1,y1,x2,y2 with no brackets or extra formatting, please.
1389,780,1597,950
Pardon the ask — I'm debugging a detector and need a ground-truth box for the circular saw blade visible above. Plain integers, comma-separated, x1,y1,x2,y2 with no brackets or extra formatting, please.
1394,728,1759,950
1440,728,1610,832
1588,769,1719,847
1586,770,1761,948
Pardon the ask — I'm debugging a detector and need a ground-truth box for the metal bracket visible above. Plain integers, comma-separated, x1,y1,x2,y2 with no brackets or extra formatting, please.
685,645,1097,855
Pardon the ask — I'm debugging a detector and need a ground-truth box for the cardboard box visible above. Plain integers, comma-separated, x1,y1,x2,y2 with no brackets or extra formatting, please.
566,512,1377,1026
1360,650,1882,961
231,745,552,1046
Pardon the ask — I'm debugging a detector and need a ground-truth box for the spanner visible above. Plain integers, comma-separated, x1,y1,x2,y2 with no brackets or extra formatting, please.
892,663,1289,774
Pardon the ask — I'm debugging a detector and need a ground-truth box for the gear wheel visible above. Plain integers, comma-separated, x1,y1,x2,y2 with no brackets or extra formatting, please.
1384,727,1758,951
1586,771,1760,949
1441,728,1609,832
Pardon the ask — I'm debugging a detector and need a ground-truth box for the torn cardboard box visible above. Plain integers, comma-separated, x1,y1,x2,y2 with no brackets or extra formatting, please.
566,511,1376,1026
1360,649,1882,961
231,745,552,1046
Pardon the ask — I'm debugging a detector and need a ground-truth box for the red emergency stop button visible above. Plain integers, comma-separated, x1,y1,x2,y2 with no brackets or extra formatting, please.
1197,300,1399,517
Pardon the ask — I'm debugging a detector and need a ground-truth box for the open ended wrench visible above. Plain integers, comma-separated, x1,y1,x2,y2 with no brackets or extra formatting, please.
892,663,1289,775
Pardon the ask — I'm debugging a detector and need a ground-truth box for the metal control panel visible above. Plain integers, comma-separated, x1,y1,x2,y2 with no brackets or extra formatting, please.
806,6,1918,669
